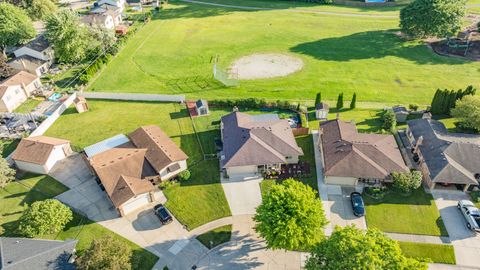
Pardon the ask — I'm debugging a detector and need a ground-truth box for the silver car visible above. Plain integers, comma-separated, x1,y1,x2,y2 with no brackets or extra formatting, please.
457,200,480,232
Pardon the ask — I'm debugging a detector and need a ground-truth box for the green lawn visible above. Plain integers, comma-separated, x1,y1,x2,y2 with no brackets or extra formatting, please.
45,100,231,229
163,159,231,229
364,188,449,236
0,174,158,270
196,224,232,249
14,98,43,114
87,0,480,105
1,139,20,158
399,242,456,264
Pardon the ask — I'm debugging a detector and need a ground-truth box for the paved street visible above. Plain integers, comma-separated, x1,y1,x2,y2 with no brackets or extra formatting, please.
432,190,480,268
194,215,306,270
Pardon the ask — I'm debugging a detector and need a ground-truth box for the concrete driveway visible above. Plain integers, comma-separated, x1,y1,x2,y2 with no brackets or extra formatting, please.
327,185,367,230
50,153,118,221
221,176,262,216
432,190,480,268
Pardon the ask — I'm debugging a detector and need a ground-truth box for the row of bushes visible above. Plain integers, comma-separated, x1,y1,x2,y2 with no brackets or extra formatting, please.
209,98,308,113
77,16,148,85
430,85,476,115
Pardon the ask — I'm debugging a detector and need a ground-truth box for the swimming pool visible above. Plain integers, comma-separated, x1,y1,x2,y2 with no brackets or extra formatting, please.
48,92,62,102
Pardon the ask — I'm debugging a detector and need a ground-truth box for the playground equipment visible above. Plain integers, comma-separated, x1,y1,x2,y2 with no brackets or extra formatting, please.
446,33,473,56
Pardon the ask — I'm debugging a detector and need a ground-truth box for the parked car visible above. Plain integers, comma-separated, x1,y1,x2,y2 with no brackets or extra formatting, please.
350,192,365,217
457,200,480,232
154,204,173,225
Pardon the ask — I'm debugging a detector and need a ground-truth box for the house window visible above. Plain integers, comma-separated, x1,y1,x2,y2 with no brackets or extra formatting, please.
5,95,10,101
285,156,292,159
14,89,19,94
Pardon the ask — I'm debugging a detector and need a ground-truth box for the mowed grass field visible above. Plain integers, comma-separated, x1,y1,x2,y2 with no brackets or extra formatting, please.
87,0,480,105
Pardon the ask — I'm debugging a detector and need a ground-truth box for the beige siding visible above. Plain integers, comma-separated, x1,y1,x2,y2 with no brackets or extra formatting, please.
325,176,358,186
0,85,28,112
15,160,48,174
159,159,188,180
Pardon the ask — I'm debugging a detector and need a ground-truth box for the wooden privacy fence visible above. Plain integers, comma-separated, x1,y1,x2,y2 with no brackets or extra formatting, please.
292,127,309,137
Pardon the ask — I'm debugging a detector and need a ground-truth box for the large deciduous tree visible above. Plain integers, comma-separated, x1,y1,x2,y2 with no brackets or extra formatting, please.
28,0,57,20
400,0,466,38
0,157,15,188
254,179,328,250
305,225,428,270
0,3,35,55
0,54,15,79
88,25,116,56
18,199,73,237
451,95,480,132
76,235,132,270
45,10,90,63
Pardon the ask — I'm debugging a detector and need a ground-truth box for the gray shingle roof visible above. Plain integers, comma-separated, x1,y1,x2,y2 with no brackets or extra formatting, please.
407,119,480,185
221,112,303,168
23,36,50,52
0,237,77,270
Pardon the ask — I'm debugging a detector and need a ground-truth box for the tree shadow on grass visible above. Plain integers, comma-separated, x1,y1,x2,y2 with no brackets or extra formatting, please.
290,30,468,65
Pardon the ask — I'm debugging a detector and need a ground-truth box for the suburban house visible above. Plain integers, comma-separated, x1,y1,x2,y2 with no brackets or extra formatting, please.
129,125,189,180
318,119,409,186
0,237,77,270
0,71,42,99
8,55,50,77
86,126,188,216
220,111,304,179
0,84,27,112
95,0,125,12
406,118,480,191
12,136,73,174
13,35,53,63
315,102,329,120
82,8,122,30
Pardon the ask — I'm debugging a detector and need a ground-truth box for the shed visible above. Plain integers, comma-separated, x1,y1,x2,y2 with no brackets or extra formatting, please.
315,102,329,120
74,96,89,113
392,105,409,123
195,99,209,116
12,136,72,174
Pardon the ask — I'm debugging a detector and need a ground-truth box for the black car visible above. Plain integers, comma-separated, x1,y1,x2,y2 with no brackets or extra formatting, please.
350,192,365,217
154,204,173,225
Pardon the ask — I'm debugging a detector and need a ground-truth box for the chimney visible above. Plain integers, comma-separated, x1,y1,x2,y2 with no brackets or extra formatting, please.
416,135,423,147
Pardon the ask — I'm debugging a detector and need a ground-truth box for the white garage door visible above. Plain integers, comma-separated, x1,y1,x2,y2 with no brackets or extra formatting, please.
121,193,150,215
325,176,358,186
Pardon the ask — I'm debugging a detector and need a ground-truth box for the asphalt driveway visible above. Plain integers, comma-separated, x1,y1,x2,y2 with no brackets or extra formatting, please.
432,190,480,268
50,153,118,221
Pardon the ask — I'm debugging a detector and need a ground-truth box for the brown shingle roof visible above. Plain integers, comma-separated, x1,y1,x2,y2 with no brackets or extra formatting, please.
12,136,70,165
129,125,188,172
320,119,408,179
90,147,155,207
0,71,37,87
221,112,303,168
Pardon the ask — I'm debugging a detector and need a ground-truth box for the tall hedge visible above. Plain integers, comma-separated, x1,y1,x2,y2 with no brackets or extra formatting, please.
430,85,476,115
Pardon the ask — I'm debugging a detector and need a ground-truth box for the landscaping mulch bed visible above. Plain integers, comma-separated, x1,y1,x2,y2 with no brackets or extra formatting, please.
430,31,480,61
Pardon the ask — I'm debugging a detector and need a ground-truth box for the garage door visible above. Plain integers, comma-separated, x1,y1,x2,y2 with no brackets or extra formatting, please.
325,176,358,186
121,193,151,215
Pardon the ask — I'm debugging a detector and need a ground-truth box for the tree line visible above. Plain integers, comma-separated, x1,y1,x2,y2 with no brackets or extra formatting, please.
430,85,476,115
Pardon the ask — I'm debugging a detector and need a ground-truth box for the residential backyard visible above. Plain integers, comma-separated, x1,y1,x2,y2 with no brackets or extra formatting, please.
87,0,480,105
45,100,231,229
364,188,449,236
0,174,158,270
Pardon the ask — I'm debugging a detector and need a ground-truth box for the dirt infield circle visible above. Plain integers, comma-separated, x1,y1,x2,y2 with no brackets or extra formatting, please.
230,53,304,80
